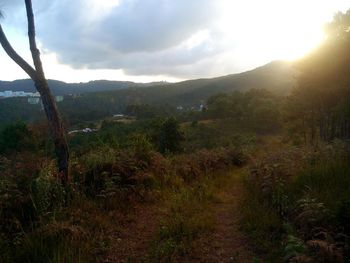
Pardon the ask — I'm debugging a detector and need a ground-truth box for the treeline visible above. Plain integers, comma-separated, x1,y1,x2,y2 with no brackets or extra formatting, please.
241,9,350,262
201,7,350,145
0,60,294,127
202,89,282,133
285,10,350,144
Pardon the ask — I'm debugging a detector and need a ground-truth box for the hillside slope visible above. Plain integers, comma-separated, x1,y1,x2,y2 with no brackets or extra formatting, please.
0,61,296,125
0,61,295,98
156,60,296,105
0,79,168,95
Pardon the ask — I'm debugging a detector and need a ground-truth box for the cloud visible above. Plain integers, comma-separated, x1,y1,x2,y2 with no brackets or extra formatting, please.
28,0,226,77
2,0,348,80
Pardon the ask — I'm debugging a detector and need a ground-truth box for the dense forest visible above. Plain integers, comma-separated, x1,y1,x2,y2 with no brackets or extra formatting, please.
1,6,350,263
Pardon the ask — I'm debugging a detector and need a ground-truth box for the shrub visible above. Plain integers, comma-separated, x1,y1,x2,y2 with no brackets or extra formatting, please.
242,142,350,261
157,117,184,154
0,121,32,153
173,147,246,182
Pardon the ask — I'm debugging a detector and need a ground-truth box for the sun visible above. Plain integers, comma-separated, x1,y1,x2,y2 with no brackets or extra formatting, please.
217,0,348,61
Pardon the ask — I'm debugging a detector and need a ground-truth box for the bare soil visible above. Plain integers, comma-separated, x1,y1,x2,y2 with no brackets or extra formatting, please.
187,171,255,263
105,170,256,263
104,203,162,263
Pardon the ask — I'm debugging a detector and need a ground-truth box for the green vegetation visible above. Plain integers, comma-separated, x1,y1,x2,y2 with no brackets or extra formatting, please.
0,121,32,153
1,8,350,263
240,9,350,262
0,116,247,262
150,176,216,261
0,60,294,126
241,142,350,262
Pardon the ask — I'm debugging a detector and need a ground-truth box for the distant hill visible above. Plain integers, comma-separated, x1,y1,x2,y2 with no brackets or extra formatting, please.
159,60,296,104
0,60,296,126
0,61,295,97
0,79,169,95
88,60,296,107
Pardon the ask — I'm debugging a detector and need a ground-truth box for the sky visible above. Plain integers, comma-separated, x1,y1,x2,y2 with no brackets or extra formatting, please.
0,0,349,83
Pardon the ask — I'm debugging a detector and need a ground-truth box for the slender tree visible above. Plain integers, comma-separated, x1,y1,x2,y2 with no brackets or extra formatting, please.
0,1,69,185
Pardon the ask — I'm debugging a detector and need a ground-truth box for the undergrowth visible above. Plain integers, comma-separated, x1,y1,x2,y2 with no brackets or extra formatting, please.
240,141,350,262
0,143,246,262
149,178,216,261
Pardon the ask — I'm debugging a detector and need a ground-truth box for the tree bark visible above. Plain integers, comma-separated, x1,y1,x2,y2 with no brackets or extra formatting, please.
0,1,69,185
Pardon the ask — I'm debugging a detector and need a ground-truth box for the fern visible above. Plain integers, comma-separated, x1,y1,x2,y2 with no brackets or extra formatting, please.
284,234,305,262
307,239,344,263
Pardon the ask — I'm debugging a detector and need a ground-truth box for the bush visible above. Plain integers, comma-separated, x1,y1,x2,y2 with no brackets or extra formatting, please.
241,142,350,262
173,147,246,182
157,117,184,154
0,121,32,153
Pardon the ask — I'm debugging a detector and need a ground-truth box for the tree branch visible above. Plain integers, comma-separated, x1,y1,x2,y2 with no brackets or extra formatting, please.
1,2,70,185
0,24,37,80
24,0,45,77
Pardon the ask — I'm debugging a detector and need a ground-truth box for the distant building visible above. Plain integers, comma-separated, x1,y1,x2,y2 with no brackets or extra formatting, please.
176,106,183,110
4,91,13,97
55,96,64,102
28,97,40,105
31,92,40,97
0,90,40,98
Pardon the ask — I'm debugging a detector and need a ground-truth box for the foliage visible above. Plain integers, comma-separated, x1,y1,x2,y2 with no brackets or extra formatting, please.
2,9,350,259
31,160,66,214
285,9,350,145
204,89,282,133
0,121,32,153
157,117,184,154
0,61,295,126
125,103,177,119
0,156,79,263
241,142,350,262
150,184,214,261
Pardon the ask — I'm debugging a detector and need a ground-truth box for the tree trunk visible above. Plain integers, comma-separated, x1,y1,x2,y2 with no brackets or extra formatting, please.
34,79,69,185
0,1,69,185
302,115,307,144
310,111,316,146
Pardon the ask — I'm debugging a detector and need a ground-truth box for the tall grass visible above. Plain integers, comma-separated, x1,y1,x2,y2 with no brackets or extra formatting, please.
292,157,350,215
149,178,216,261
1,142,246,262
240,142,350,262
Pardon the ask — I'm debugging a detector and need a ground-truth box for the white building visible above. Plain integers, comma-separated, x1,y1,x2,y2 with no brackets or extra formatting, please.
4,91,13,97
55,96,64,102
0,90,41,98
28,97,40,105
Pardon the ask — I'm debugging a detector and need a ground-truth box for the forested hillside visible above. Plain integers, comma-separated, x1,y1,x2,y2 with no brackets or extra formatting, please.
0,79,167,95
0,61,295,126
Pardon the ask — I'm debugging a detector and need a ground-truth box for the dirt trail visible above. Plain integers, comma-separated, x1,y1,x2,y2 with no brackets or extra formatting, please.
104,203,162,263
105,169,256,263
188,170,255,263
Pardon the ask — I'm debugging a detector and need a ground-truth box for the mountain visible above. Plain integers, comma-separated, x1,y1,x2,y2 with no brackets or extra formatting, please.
162,60,296,103
0,79,169,95
0,61,295,98
90,60,296,107
0,60,296,126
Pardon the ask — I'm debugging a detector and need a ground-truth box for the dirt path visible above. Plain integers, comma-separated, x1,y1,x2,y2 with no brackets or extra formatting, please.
105,169,256,263
104,203,162,263
188,170,255,263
